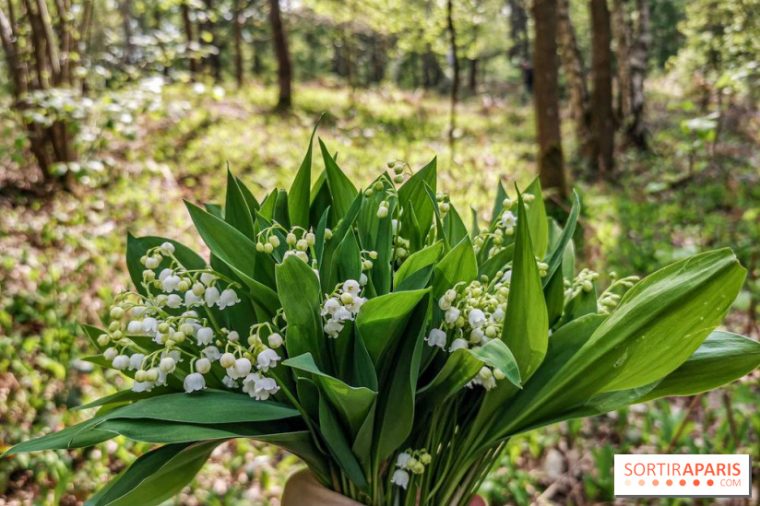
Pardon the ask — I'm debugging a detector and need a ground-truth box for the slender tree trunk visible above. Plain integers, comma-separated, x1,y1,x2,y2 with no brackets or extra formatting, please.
446,0,460,145
268,0,292,110
201,0,222,81
532,0,568,199
233,0,244,87
180,2,197,78
557,0,593,161
627,0,649,149
120,0,133,65
590,0,615,177
468,58,478,93
612,0,632,120
507,0,531,96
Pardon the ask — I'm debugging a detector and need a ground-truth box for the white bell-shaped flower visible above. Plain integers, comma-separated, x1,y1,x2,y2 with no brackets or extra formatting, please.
425,328,447,349
391,469,410,489
256,348,280,371
183,372,206,393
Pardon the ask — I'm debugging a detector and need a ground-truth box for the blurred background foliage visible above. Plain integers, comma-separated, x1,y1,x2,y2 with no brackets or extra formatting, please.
0,0,758,504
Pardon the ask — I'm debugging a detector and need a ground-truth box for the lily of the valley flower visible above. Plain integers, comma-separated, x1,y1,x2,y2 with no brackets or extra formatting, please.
391,469,410,489
183,372,206,393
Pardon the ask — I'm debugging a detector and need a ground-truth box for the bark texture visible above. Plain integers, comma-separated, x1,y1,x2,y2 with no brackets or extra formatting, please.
590,0,615,177
627,0,649,149
557,0,593,160
269,0,292,110
532,0,568,199
446,0,460,144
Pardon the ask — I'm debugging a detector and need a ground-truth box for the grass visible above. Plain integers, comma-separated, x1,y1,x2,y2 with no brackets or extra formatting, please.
0,79,757,505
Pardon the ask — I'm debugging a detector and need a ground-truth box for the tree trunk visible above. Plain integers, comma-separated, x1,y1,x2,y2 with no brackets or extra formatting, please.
446,0,459,145
557,0,593,161
590,0,615,177
269,0,292,110
627,0,649,149
532,0,568,199
468,58,478,93
180,2,198,77
120,0,134,65
233,0,244,87
612,0,632,120
201,0,222,81
507,0,531,95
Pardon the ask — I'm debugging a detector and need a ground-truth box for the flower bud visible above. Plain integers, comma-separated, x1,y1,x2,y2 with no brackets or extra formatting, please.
110,307,124,319
220,353,236,368
97,334,110,347
296,239,308,251
286,233,297,245
195,358,211,374
268,332,284,348
268,235,280,248
264,242,274,253
159,357,176,373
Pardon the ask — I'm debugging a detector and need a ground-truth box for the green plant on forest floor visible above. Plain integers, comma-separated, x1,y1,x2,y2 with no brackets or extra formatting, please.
4,131,759,506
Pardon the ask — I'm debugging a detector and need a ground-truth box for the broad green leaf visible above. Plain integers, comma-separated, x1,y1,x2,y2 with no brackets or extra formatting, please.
283,353,376,437
276,256,326,368
74,387,173,411
501,196,548,382
373,293,430,462
544,264,565,326
107,391,299,424
319,138,357,218
443,203,468,246
598,248,746,392
431,236,478,299
274,188,290,229
288,124,318,229
94,419,296,444
126,235,205,297
496,248,745,440
318,392,368,489
394,241,444,287
224,169,255,239
523,178,548,258
398,157,437,248
418,339,521,408
637,330,760,401
87,441,220,506
355,288,430,366
235,176,259,211
185,202,279,315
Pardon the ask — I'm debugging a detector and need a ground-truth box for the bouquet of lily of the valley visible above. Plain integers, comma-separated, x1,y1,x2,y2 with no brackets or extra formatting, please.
5,131,759,506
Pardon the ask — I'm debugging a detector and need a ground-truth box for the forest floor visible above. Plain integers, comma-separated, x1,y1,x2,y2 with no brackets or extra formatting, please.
0,80,758,505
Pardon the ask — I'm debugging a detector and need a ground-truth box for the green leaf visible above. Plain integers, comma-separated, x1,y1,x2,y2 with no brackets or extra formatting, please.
94,418,305,444
373,293,430,462
355,288,430,366
418,339,521,408
637,330,760,401
489,181,508,228
289,124,319,229
398,157,437,248
431,236,478,300
86,441,220,506
283,353,376,437
496,249,745,439
318,392,368,489
542,191,579,285
225,169,255,239
276,256,326,368
394,241,444,288
319,138,357,218
126,235,206,297
501,196,548,382
185,202,279,316
523,179,548,258
443,204,468,246
478,244,514,281
598,248,746,392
